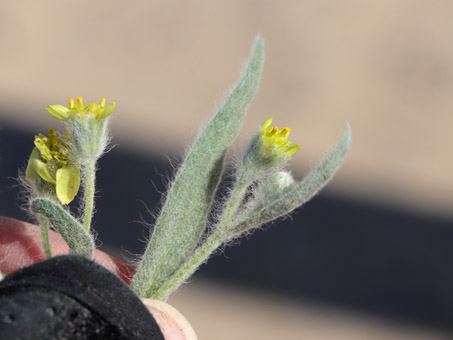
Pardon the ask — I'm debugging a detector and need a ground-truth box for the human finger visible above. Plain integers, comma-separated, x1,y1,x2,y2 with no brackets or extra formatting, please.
0,216,134,283
142,299,198,340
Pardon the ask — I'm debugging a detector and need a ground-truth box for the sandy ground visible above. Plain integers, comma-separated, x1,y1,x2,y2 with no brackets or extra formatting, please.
1,1,452,338
169,280,450,340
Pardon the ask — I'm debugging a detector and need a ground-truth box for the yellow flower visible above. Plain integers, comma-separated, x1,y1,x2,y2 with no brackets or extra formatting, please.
46,97,116,122
26,129,80,205
259,117,300,158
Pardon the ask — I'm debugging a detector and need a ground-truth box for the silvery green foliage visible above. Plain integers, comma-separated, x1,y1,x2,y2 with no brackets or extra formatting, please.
150,123,351,300
20,36,350,302
30,198,94,258
131,37,265,298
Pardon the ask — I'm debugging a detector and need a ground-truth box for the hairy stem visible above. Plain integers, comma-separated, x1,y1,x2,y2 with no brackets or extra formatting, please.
152,230,224,300
218,178,249,234
82,159,96,232
152,176,249,300
39,216,52,258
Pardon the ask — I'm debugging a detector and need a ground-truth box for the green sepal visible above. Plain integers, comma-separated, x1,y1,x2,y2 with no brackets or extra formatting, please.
30,198,94,259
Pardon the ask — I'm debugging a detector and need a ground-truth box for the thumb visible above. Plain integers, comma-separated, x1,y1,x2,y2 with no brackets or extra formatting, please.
142,299,198,340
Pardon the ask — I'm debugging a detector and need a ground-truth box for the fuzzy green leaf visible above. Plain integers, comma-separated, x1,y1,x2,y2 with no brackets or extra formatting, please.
30,198,94,258
232,123,352,234
132,37,265,298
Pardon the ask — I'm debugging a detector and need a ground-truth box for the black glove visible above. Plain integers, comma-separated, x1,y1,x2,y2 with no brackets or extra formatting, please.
0,255,165,340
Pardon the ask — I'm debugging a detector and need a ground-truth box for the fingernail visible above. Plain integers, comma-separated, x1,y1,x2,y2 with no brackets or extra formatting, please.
141,298,198,340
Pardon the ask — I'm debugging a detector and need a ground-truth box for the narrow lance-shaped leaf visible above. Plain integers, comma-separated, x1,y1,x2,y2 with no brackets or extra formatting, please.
232,123,352,234
30,198,94,259
132,37,265,298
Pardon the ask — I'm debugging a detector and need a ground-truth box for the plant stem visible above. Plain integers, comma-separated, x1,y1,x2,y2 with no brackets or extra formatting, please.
152,231,223,300
83,159,96,232
219,179,249,233
39,216,52,258
151,176,249,300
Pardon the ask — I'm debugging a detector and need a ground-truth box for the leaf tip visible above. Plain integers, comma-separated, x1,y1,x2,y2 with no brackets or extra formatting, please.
343,121,352,152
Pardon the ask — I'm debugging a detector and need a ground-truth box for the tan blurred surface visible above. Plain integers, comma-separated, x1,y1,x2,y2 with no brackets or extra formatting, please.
0,0,452,217
1,1,452,338
169,280,449,340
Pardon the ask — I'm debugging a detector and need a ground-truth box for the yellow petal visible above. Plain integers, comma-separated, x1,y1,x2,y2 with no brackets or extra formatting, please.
25,148,40,181
33,159,56,184
286,144,300,156
46,105,71,121
260,117,273,131
96,102,116,120
56,165,80,205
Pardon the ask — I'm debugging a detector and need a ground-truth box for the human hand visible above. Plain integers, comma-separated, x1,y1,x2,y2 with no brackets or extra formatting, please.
0,217,197,340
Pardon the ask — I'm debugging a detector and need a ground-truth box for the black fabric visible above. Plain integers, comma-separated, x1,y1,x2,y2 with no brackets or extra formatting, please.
0,255,165,340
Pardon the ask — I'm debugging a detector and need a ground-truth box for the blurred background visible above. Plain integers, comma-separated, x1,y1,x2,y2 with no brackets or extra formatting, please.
1,1,453,339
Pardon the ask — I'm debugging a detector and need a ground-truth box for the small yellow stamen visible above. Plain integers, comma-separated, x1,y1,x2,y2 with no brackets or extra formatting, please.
279,128,290,138
271,126,279,134
76,97,83,106
100,98,106,108
68,98,74,109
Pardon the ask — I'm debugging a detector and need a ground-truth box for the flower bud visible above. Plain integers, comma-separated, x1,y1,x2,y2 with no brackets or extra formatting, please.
241,117,300,180
254,171,296,206
46,97,116,161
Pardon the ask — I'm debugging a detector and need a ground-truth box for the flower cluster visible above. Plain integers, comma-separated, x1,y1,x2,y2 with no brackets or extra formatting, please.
241,117,300,180
47,97,116,122
26,128,80,205
26,97,116,206
259,117,300,158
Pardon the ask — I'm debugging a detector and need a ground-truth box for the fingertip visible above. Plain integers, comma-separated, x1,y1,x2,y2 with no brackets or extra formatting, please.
142,299,198,340
0,216,47,273
0,217,134,284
